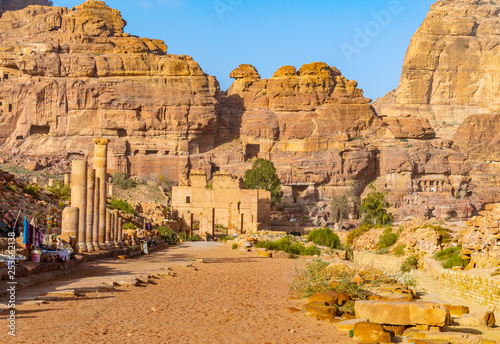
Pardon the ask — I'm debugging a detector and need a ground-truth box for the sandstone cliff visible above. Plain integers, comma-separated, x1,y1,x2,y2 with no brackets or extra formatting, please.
0,1,220,165
0,0,497,223
375,0,500,126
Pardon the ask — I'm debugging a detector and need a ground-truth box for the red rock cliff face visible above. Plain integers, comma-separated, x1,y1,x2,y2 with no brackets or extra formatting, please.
0,1,220,163
376,0,500,127
0,0,497,221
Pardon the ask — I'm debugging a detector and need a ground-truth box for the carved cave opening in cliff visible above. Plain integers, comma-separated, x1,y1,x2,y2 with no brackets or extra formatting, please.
145,150,159,155
29,125,50,135
292,185,309,204
245,144,260,160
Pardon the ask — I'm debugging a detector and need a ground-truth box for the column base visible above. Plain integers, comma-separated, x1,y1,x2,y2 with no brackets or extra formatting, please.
114,242,121,249
93,242,101,251
86,242,94,252
98,243,107,250
77,242,87,253
118,241,125,249
105,241,114,250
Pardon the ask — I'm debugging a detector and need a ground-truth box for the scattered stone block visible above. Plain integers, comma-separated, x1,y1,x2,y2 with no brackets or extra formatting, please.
303,302,338,318
352,322,392,344
382,324,406,336
309,291,340,305
44,290,76,298
443,305,469,317
25,161,42,171
355,301,412,325
458,312,495,327
257,251,272,257
407,331,483,344
336,318,368,332
409,303,450,327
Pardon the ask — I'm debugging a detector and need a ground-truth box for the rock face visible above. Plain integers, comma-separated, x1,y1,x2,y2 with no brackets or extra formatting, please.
0,1,219,169
0,0,51,11
0,0,498,221
376,0,500,126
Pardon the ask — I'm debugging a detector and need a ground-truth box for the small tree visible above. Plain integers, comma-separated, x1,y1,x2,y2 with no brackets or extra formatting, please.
330,192,351,224
358,184,394,226
243,159,283,208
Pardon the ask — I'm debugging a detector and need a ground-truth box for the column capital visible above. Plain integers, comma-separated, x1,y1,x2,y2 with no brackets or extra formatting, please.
93,138,110,146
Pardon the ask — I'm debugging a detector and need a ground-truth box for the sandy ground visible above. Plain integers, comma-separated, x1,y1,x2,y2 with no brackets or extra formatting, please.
0,242,356,344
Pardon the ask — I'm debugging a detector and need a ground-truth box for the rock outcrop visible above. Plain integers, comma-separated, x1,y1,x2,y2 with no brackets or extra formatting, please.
0,0,498,222
376,0,500,126
0,1,219,167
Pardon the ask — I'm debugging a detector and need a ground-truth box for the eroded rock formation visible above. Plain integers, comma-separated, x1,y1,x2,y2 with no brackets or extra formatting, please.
0,1,219,164
0,0,498,222
376,0,500,126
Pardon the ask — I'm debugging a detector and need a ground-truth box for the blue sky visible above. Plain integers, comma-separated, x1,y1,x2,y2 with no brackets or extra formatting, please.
53,0,435,100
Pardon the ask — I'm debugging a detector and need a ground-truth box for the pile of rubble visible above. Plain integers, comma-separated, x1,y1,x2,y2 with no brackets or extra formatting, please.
460,204,500,269
0,168,62,222
303,283,497,344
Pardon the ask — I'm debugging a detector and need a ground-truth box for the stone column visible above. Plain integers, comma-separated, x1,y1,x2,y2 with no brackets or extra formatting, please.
64,174,70,186
238,214,244,235
118,217,124,248
209,208,215,237
106,211,113,249
61,207,79,249
86,169,95,252
48,179,54,187
188,213,194,237
93,138,110,250
71,160,87,252
113,210,120,249
93,177,100,251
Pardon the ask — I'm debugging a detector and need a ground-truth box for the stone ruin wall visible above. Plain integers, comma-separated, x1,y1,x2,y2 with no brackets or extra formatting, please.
439,270,500,311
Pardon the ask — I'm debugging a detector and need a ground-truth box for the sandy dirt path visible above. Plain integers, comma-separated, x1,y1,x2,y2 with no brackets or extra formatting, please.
0,242,356,344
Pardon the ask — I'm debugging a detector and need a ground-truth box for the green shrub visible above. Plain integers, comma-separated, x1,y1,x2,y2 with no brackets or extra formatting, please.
307,228,341,249
6,184,17,192
401,256,418,273
178,232,201,242
122,222,137,230
112,172,137,189
377,227,398,249
157,227,179,244
393,244,406,256
255,236,321,256
434,246,467,269
47,182,70,201
232,243,238,250
23,184,40,198
109,198,135,214
289,260,331,298
358,183,394,226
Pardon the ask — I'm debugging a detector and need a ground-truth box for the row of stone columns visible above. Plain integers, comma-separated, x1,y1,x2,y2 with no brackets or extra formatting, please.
62,138,124,252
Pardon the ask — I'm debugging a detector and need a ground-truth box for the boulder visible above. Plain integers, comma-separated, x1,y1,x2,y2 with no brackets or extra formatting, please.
457,312,495,328
355,301,450,327
352,322,392,344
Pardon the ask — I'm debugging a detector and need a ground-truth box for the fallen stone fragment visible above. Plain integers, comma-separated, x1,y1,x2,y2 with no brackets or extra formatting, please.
406,330,483,344
352,322,392,344
457,312,495,328
443,305,469,317
336,318,368,332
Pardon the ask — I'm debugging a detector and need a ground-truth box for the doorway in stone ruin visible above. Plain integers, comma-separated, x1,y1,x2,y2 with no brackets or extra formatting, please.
245,144,260,160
